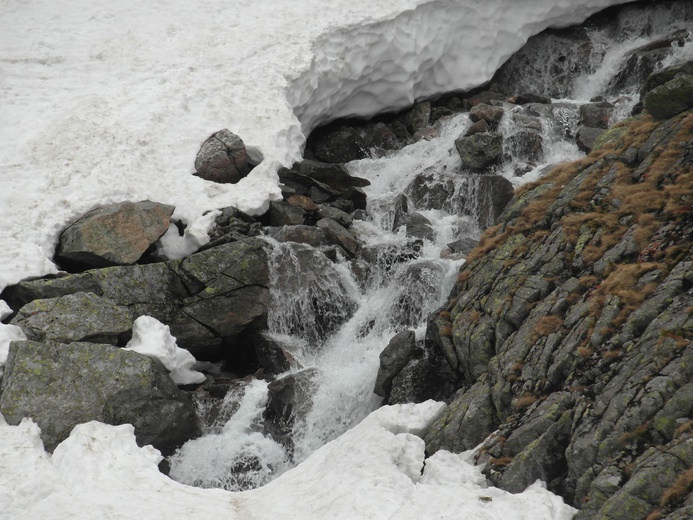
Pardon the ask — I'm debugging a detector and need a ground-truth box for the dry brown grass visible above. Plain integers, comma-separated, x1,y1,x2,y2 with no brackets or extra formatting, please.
439,325,453,337
530,315,564,344
513,394,538,410
577,346,594,358
674,420,693,439
659,465,693,508
489,456,514,467
617,422,649,447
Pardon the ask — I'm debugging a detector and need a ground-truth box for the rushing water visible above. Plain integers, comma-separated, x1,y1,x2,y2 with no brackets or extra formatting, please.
168,2,693,491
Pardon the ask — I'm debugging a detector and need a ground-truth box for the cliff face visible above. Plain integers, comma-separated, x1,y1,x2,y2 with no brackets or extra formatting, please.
424,105,693,518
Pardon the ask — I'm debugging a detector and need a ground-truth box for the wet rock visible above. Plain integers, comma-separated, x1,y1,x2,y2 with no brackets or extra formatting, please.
265,225,329,247
455,132,504,173
644,74,693,120
465,119,489,136
405,101,432,133
253,333,294,374
316,217,359,256
511,92,552,105
580,101,614,129
269,201,305,226
413,127,438,141
10,292,132,346
203,207,262,250
405,212,435,242
642,59,693,97
576,126,606,153
467,91,506,107
374,330,418,399
264,368,318,444
0,340,200,454
506,129,544,164
469,104,505,125
194,129,251,184
56,201,174,269
309,126,368,164
364,123,399,150
316,205,353,228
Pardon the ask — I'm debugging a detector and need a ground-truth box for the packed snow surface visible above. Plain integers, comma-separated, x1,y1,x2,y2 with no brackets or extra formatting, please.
1,0,633,291
0,402,577,520
123,316,206,385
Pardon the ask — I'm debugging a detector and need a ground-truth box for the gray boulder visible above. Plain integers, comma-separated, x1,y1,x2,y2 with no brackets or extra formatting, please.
56,201,173,269
11,292,132,345
576,126,606,153
0,340,200,454
455,132,504,173
310,127,367,164
374,330,418,398
644,74,693,120
469,104,505,125
316,217,359,257
194,129,251,184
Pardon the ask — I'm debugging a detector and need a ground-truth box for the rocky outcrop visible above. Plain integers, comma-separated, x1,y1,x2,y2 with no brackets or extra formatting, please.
5,238,270,360
55,201,173,269
0,340,200,454
423,107,693,519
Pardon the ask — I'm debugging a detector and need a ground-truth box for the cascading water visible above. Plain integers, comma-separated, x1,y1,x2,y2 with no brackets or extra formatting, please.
168,1,693,492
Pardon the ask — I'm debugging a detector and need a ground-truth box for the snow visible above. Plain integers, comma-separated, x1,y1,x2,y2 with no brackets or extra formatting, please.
0,0,633,291
0,301,27,378
123,316,206,385
0,402,577,520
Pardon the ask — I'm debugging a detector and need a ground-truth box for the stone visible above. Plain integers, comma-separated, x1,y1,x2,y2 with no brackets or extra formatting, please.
405,101,432,133
511,92,552,105
316,217,359,257
194,129,251,184
264,368,318,444
465,119,489,136
469,104,505,125
455,132,503,173
642,59,693,97
0,340,200,454
253,333,294,374
364,123,399,150
287,195,318,212
576,126,606,153
56,201,174,269
644,74,693,120
316,205,353,228
405,212,435,242
373,330,418,398
507,129,543,164
269,201,305,226
467,91,506,107
265,225,329,247
579,101,614,129
310,126,368,163
10,292,133,346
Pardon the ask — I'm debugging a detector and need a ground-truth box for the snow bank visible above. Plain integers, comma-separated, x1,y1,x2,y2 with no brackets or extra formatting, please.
0,301,27,378
0,401,577,520
123,316,206,385
0,0,633,291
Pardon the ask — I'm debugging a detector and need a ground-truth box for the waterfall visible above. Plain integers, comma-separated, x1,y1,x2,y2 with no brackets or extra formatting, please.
167,2,692,492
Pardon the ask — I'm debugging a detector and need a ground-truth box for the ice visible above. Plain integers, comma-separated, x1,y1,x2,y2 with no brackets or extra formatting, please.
0,402,577,520
0,0,633,292
123,316,206,385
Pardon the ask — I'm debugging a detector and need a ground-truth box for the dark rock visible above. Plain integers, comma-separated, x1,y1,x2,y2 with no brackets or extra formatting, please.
310,126,368,164
0,340,200,454
467,91,506,107
644,74,693,120
405,212,435,242
576,126,606,153
405,101,432,133
253,333,294,374
265,225,329,247
455,132,503,173
465,119,489,136
194,129,251,184
264,369,318,444
446,237,479,256
10,292,132,346
316,205,353,228
579,102,614,129
56,201,174,269
203,207,262,250
642,59,693,97
413,127,438,141
391,193,410,232
511,92,552,105
374,330,418,399
364,123,399,150
269,201,305,226
316,218,359,257
469,104,505,125
506,129,544,164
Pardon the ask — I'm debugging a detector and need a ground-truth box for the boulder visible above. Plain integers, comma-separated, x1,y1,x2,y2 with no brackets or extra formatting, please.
579,101,614,129
10,292,132,346
56,201,174,269
194,129,251,184
465,119,489,136
469,104,505,125
310,126,368,163
507,129,544,164
0,340,200,454
363,123,399,150
405,212,435,242
644,74,693,120
511,92,552,105
264,368,318,444
373,330,418,399
455,132,504,173
642,59,693,97
405,101,432,133
576,126,606,153
316,218,359,257
253,333,294,374
316,205,353,228
269,201,305,226
286,195,318,212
